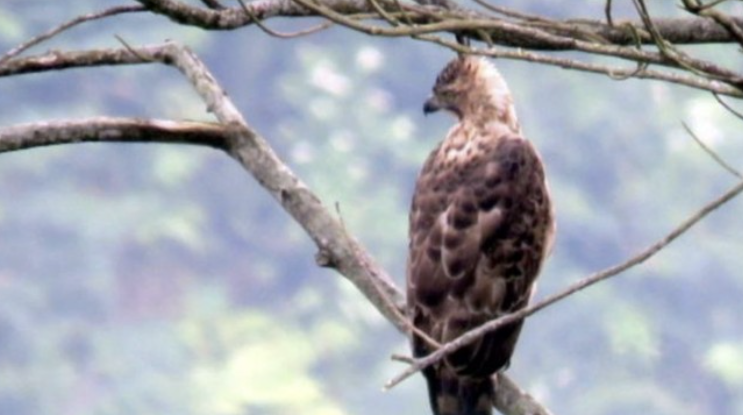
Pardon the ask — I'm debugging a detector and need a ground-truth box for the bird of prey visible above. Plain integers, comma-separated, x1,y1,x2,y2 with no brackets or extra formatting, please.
407,56,555,415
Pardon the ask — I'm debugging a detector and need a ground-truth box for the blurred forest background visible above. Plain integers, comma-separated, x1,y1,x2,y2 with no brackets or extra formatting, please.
1,1,743,414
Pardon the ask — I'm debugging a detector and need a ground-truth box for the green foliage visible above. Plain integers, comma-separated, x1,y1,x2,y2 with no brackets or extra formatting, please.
181,288,348,415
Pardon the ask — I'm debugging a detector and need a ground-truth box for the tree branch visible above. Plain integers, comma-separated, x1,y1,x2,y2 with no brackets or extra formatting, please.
0,47,152,77
3,28,739,98
133,0,743,48
4,0,739,97
0,118,227,153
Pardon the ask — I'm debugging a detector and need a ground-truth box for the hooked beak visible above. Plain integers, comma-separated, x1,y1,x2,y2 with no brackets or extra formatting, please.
423,96,443,115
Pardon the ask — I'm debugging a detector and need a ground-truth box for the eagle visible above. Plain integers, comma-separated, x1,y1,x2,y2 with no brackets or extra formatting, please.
407,56,555,415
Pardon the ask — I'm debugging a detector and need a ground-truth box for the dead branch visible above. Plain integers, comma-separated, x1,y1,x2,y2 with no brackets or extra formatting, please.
132,0,743,48
4,0,741,97
0,118,227,152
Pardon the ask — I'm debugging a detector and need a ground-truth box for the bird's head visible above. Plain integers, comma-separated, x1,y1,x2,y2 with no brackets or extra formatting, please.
423,56,519,131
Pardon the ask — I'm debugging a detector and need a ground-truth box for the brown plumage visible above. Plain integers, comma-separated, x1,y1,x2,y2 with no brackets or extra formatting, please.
407,56,555,415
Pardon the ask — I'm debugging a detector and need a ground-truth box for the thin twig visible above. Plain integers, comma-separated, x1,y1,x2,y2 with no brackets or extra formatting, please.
114,35,155,62
682,121,742,178
605,0,614,26
0,5,145,65
469,0,547,21
366,0,401,26
701,0,732,11
684,0,732,12
391,354,416,364
389,0,414,25
634,0,743,85
523,19,611,45
606,23,648,80
385,177,743,389
633,0,693,70
238,0,334,38
713,93,743,121
606,61,648,80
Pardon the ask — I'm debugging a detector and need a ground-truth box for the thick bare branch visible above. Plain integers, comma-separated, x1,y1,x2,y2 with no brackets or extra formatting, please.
0,118,227,152
0,48,152,77
133,0,743,48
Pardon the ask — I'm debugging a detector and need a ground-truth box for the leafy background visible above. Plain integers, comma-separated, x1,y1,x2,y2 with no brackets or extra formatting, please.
1,1,743,414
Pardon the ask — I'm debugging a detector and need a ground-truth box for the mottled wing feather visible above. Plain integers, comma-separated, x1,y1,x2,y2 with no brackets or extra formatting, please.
408,130,552,377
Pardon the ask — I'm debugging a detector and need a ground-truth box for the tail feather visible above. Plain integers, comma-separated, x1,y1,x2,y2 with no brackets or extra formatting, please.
423,368,493,415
